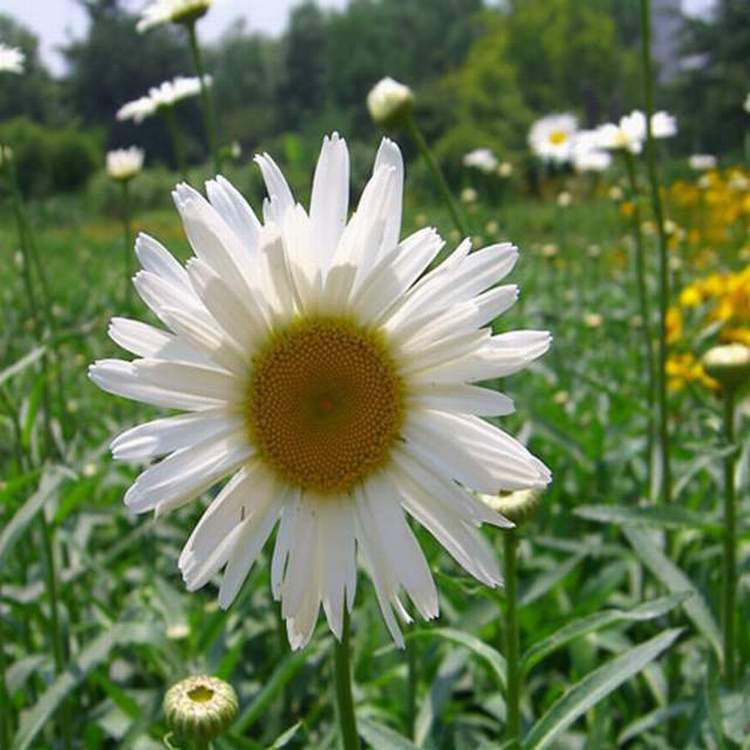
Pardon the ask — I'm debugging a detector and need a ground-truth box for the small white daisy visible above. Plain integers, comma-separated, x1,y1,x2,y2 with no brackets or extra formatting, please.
116,76,210,123
107,147,145,182
137,0,213,32
90,134,551,649
0,44,24,74
463,148,499,173
572,130,611,173
597,110,677,155
688,154,717,171
528,113,578,165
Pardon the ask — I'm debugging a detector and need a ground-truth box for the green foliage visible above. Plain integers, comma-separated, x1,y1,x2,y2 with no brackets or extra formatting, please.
0,117,101,195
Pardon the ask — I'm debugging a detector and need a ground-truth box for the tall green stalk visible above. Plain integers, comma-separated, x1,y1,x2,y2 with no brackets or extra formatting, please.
720,388,738,687
120,179,134,309
162,107,189,180
639,0,672,506
503,530,521,747
186,21,220,173
623,152,656,492
333,610,360,750
405,115,469,238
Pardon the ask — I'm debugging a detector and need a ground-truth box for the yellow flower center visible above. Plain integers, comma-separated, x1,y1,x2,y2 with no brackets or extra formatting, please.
548,130,568,145
247,317,405,495
187,685,215,704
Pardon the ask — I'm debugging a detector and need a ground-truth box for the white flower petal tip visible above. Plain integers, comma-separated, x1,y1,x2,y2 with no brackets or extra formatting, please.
90,135,550,649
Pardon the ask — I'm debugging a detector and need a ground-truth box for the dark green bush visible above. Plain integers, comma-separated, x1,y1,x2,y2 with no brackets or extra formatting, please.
0,117,101,196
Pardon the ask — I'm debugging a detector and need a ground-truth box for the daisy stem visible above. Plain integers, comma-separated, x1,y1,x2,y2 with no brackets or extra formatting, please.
405,115,469,238
639,0,672,506
333,609,360,750
120,179,134,309
162,107,189,180
623,151,656,493
406,629,417,738
503,529,521,747
186,21,220,174
720,387,737,687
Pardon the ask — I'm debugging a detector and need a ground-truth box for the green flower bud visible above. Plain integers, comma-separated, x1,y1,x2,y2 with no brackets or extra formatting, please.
163,675,238,742
367,77,414,130
702,344,750,392
480,489,542,525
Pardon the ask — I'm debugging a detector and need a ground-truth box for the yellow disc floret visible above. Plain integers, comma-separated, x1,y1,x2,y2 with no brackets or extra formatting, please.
548,130,568,145
247,316,404,495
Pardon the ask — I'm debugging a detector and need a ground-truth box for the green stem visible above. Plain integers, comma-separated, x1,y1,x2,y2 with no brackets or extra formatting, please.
120,180,134,309
623,152,656,493
162,107,189,180
405,115,469,238
333,610,360,750
406,627,417,738
0,614,13,747
639,0,672,506
504,530,521,747
186,21,220,173
721,388,737,687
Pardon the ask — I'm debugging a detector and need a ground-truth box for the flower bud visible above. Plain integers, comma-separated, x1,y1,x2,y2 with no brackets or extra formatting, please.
702,344,750,392
164,675,238,742
367,77,414,129
480,489,541,525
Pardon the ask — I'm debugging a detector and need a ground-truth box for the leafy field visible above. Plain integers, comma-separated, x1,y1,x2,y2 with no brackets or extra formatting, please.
1,154,748,750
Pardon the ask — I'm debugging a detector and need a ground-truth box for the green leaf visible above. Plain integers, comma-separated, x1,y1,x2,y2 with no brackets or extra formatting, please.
624,527,722,661
0,346,45,388
522,629,682,750
519,553,585,606
616,702,692,745
575,504,721,531
0,467,67,567
267,721,303,749
234,644,323,733
358,718,420,749
12,622,162,750
409,627,506,688
522,593,691,673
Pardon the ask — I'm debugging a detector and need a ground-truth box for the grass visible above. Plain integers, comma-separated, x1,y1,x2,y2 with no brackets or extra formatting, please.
0,165,748,749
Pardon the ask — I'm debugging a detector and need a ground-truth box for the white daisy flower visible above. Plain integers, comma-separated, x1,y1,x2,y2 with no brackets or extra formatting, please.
597,110,676,155
117,76,210,123
571,130,612,173
107,147,145,182
0,144,12,167
688,154,717,171
367,77,414,128
90,134,551,650
528,113,578,165
0,44,24,74
463,148,499,173
137,0,213,32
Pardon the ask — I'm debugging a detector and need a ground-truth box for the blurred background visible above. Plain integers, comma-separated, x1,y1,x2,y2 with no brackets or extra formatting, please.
0,0,747,201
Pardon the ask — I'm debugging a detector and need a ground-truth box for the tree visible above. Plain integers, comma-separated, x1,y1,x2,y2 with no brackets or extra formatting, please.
672,0,750,154
0,14,61,124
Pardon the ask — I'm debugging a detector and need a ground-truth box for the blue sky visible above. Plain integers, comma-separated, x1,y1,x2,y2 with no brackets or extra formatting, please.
3,0,715,77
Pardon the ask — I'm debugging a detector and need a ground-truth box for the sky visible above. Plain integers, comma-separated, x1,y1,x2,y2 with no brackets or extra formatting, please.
3,0,716,77
1,0,349,76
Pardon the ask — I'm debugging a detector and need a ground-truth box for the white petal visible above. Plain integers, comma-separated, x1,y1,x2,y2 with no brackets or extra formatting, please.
406,410,551,492
255,153,295,225
206,175,261,254
373,137,404,251
410,384,514,416
108,317,207,363
135,233,192,293
361,472,439,621
111,409,243,461
124,429,252,514
310,133,350,271
352,228,444,324
89,359,223,411
133,358,246,404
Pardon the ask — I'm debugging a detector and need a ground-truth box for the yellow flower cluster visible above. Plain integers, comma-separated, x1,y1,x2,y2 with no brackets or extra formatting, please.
667,167,750,249
667,264,750,391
